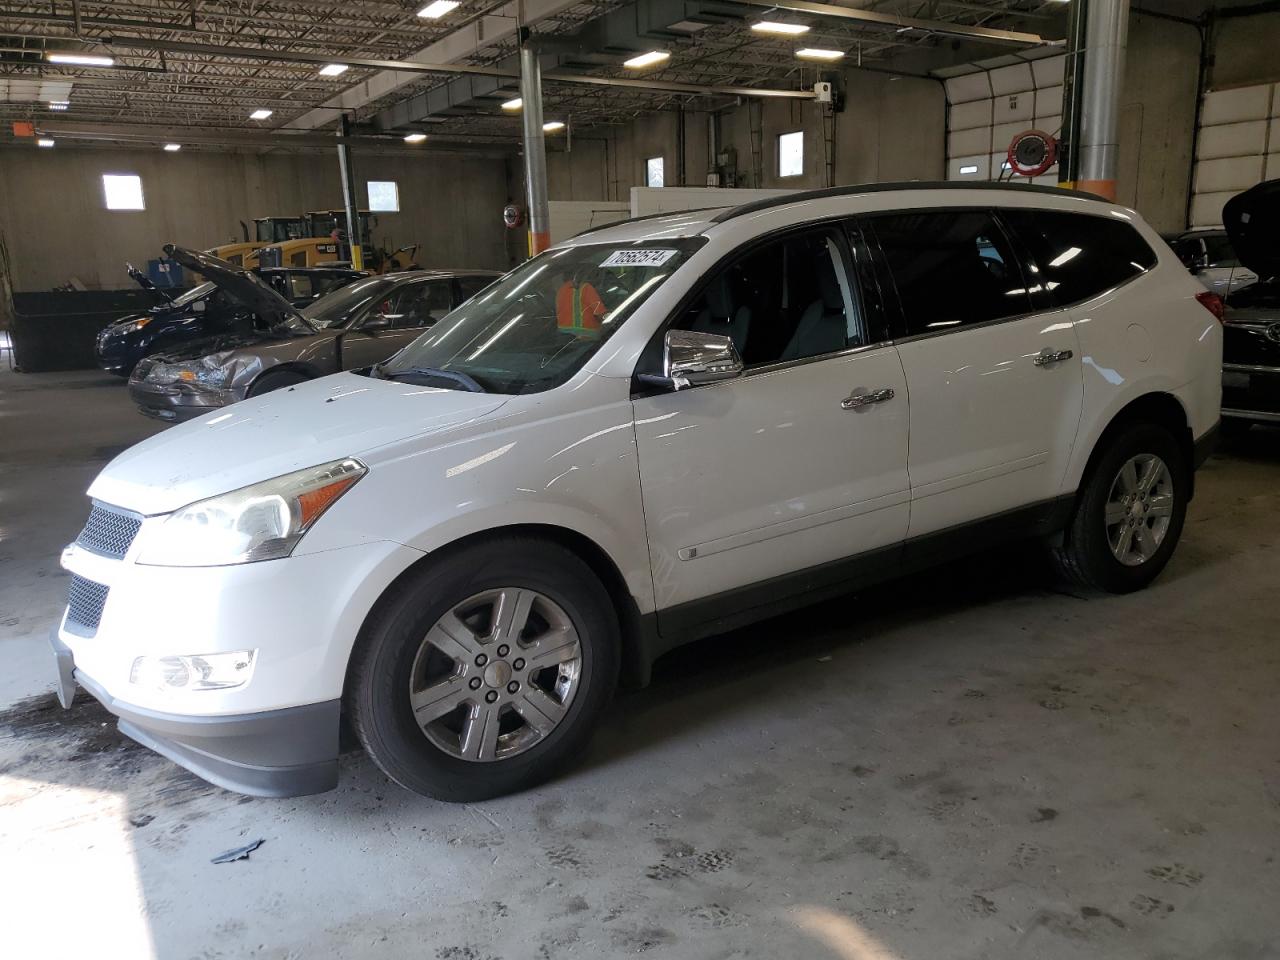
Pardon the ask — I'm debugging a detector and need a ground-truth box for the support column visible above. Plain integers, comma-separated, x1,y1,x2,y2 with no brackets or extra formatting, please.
337,114,365,271
1058,0,1130,200
519,44,551,257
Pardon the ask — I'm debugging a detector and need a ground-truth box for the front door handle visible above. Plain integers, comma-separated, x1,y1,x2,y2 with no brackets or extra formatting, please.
1033,347,1074,367
842,387,895,410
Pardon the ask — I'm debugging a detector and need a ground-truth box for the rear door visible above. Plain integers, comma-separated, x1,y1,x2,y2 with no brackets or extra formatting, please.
865,208,1084,539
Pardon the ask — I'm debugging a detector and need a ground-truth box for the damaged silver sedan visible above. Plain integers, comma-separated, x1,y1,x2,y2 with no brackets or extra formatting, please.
129,245,499,422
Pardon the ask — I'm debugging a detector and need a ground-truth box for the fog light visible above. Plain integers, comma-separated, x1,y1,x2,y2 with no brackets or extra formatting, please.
130,650,256,692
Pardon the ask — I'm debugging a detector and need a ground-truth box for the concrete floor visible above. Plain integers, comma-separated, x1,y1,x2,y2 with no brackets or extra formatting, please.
2,365,1278,960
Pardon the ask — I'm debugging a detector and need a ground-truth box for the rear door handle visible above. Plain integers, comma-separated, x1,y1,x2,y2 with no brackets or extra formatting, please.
1033,347,1074,367
842,387,895,410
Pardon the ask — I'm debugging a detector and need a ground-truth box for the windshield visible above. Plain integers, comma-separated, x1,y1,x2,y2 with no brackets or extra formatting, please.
302,276,398,328
167,281,216,308
378,239,704,394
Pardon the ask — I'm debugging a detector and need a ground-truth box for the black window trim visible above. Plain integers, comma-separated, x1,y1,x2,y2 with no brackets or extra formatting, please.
630,215,893,396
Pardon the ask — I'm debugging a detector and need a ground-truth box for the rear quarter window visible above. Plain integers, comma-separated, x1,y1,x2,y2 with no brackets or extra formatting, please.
1002,209,1157,306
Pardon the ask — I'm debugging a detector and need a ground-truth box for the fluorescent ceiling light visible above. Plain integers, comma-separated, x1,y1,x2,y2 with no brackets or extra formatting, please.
403,132,428,143
249,109,273,120
501,97,523,111
46,52,114,67
796,48,844,61
959,164,978,175
751,21,809,35
48,102,69,111
164,143,182,152
543,121,565,132
417,0,459,18
319,63,349,77
623,50,670,69
37,138,55,147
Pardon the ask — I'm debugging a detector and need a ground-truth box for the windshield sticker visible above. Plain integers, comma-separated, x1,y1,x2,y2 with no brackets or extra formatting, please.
599,249,678,268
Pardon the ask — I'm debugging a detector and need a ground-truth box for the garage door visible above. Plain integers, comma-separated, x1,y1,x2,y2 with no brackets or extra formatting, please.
1190,83,1280,227
943,55,1064,187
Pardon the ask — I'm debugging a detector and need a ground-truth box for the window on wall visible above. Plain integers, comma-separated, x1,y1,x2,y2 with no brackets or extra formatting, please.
367,180,400,212
102,174,145,210
645,156,665,188
778,131,804,178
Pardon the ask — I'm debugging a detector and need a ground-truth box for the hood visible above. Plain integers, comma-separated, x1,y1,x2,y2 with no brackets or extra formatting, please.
1223,179,1280,281
89,373,510,515
163,244,310,330
126,261,173,302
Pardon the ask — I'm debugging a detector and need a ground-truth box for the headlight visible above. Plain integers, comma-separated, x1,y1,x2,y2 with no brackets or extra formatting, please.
136,458,366,567
120,317,152,334
131,650,256,692
147,351,237,388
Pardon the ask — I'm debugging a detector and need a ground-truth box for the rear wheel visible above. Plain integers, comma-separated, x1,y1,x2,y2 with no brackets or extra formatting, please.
1051,423,1189,593
346,538,620,801
247,369,309,397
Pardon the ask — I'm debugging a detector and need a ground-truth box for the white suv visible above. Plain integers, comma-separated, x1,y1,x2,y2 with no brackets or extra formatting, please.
52,184,1223,801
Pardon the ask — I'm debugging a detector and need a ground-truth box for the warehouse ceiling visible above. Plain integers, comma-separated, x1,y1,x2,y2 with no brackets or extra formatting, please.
0,0,1068,148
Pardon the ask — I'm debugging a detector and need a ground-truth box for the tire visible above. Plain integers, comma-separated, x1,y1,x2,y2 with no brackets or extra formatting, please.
247,369,309,397
1051,422,1189,593
346,537,621,801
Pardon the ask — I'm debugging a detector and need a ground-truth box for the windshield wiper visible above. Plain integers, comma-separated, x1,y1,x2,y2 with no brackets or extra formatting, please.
374,365,486,393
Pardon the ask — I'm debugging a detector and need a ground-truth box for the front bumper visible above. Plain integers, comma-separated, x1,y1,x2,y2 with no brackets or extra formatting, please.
128,377,232,422
50,631,339,797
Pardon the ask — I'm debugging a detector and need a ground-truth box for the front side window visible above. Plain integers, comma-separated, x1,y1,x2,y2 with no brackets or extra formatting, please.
378,240,704,394
869,210,1031,337
645,156,665,188
1202,234,1239,267
103,174,145,210
301,276,398,328
666,228,862,367
1002,209,1157,306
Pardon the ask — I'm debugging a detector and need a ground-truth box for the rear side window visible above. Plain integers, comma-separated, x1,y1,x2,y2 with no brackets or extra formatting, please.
1002,210,1157,306
868,210,1031,337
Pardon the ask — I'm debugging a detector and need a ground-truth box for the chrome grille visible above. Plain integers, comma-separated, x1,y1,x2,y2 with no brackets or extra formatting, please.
66,575,110,634
76,502,142,559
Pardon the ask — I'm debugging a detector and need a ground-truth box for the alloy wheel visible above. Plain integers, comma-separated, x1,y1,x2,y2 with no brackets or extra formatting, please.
408,588,582,762
1104,453,1174,567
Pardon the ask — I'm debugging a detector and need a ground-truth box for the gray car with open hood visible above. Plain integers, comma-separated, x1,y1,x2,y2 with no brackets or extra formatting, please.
128,245,499,421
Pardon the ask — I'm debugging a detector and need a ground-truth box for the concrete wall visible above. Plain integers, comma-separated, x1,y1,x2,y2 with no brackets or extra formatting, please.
1209,11,1280,90
0,146,512,291
1115,11,1202,233
546,67,945,203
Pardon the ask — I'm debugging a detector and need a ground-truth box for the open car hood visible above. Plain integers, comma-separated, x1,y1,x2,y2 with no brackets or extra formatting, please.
1223,179,1280,281
163,244,310,329
125,261,173,302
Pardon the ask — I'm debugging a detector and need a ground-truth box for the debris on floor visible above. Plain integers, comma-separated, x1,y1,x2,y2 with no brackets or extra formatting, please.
211,838,265,864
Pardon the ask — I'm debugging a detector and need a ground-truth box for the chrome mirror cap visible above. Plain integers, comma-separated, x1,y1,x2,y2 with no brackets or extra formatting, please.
664,329,743,389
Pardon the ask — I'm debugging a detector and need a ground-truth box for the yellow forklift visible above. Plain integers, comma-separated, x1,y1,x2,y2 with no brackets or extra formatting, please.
254,210,374,270
207,217,308,268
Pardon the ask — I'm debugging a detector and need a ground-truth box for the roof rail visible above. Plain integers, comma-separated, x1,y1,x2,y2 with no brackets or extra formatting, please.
708,180,1108,224
571,206,722,240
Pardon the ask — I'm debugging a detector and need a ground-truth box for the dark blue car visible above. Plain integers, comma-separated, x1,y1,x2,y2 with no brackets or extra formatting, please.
95,261,365,376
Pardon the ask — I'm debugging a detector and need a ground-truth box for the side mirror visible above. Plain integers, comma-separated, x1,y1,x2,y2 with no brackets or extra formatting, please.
663,329,743,389
1190,253,1210,273
362,313,391,331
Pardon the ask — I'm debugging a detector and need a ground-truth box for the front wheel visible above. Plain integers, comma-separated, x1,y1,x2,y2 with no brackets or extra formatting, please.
1051,423,1189,593
346,538,620,801
247,369,309,397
